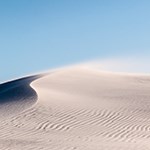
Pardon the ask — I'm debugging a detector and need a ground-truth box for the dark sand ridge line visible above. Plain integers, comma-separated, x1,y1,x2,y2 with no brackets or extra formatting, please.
0,74,45,117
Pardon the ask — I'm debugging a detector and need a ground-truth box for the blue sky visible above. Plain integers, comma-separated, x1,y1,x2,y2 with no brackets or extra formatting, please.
0,0,150,81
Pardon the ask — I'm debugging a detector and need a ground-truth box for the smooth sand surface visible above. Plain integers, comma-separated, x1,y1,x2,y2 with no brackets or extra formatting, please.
0,66,150,149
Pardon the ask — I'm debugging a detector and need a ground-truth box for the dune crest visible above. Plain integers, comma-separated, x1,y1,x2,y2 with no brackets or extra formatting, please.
0,75,41,118
0,67,150,149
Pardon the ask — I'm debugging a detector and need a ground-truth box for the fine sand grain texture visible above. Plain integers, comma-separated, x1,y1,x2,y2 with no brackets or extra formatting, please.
0,66,150,150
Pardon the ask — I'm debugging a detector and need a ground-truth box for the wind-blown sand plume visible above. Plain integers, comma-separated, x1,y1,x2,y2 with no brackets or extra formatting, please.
0,66,150,149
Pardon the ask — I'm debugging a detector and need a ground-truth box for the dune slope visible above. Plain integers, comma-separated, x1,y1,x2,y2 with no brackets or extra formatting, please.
0,75,41,118
0,67,150,150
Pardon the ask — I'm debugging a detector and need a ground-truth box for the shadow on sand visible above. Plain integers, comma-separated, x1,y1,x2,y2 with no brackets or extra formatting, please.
0,75,43,117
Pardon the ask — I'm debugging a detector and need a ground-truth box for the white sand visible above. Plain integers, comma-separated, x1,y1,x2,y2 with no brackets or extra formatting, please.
0,66,150,149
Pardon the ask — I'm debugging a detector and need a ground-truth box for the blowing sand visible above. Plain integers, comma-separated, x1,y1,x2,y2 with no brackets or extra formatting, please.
0,66,150,150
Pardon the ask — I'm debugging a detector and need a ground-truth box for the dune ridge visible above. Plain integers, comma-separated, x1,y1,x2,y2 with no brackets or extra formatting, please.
0,75,42,118
0,66,150,149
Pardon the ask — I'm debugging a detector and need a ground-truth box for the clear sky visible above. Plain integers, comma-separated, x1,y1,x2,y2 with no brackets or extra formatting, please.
0,0,150,82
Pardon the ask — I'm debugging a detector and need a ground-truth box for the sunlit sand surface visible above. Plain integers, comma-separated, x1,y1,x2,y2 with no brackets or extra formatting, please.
0,66,150,150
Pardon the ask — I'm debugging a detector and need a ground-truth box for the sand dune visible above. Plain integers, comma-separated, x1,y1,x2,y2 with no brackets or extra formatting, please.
0,66,150,149
0,75,42,118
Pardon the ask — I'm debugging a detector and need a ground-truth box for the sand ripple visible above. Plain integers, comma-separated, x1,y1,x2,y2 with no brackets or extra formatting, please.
0,68,150,149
